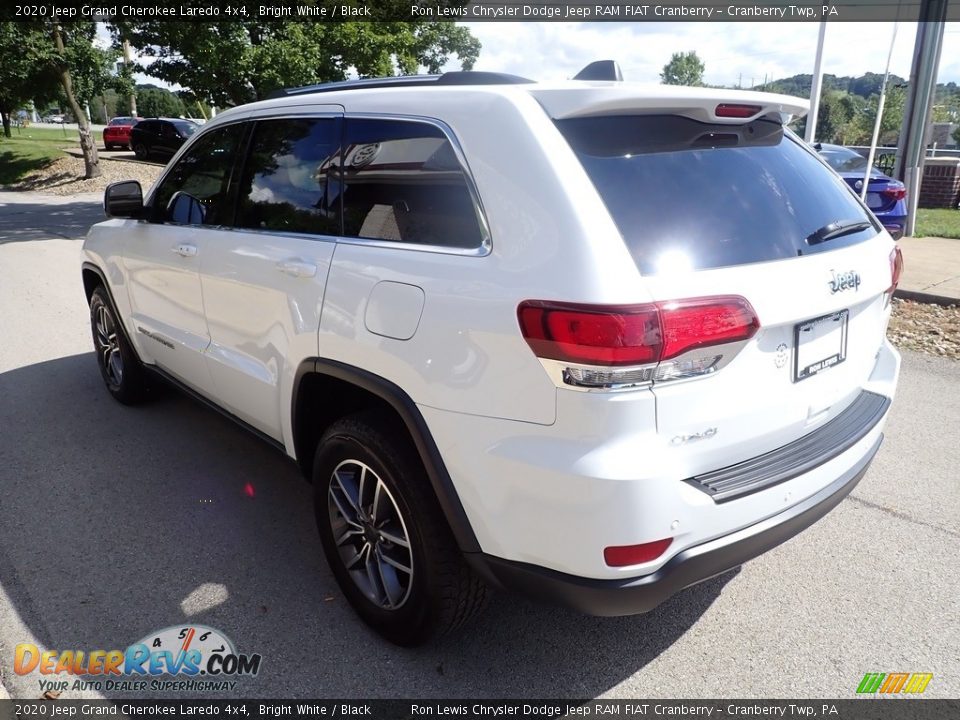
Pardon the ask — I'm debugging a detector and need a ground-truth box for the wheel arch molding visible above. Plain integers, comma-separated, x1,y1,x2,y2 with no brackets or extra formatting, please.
292,358,481,554
82,262,145,364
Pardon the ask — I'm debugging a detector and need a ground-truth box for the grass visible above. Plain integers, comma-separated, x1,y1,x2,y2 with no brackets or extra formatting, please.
0,126,80,186
915,208,960,239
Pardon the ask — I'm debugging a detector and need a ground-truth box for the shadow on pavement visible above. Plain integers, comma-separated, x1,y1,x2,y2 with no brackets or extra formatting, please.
0,353,735,699
0,197,103,244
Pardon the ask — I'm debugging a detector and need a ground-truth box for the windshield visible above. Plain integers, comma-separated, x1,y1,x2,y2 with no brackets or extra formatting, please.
557,115,878,275
110,117,135,126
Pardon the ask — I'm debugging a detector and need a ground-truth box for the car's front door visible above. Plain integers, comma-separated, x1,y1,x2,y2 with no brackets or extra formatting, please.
197,113,342,440
123,122,247,392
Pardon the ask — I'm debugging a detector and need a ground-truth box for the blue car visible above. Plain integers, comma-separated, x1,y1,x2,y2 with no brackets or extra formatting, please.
816,143,907,239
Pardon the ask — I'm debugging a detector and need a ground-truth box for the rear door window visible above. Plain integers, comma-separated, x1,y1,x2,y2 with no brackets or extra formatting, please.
339,118,485,249
556,116,878,274
235,117,341,237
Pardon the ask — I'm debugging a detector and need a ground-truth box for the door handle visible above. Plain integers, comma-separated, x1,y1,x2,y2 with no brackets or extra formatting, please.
171,243,197,258
276,259,318,278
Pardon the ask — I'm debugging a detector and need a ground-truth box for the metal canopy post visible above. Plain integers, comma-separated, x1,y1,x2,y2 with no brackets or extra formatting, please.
895,1,948,237
805,22,827,144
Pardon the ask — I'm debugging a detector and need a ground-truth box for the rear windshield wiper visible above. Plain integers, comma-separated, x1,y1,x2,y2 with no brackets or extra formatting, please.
805,219,873,246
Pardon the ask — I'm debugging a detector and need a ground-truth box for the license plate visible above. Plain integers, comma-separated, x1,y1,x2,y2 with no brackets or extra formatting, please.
793,310,848,382
866,192,883,209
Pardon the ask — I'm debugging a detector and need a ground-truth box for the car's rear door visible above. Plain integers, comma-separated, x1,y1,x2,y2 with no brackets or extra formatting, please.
197,110,342,441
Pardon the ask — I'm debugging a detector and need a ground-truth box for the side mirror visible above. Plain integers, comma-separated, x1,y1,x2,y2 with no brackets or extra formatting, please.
168,191,206,225
104,181,144,219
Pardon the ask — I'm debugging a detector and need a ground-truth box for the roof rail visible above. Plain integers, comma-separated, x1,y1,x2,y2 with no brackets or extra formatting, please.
270,71,534,99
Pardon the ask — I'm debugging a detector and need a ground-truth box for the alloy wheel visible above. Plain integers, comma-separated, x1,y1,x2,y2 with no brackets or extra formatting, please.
327,459,414,610
94,303,124,386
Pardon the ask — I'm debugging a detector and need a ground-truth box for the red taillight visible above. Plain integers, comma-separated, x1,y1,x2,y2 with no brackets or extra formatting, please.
889,246,904,294
659,297,760,360
517,302,661,366
881,186,907,202
604,538,673,567
517,296,759,367
715,103,762,119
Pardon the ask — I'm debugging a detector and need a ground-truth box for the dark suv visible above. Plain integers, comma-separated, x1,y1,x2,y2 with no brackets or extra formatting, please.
129,118,200,160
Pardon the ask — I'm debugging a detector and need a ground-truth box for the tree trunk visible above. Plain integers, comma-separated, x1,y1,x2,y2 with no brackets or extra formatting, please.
52,24,101,179
122,38,137,116
0,109,11,139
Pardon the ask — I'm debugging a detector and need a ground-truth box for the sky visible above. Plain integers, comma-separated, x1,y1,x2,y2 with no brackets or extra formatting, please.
115,22,960,92
452,22,960,87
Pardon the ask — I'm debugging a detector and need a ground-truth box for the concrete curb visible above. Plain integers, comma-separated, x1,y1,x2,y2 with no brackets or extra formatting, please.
61,147,160,167
895,288,960,307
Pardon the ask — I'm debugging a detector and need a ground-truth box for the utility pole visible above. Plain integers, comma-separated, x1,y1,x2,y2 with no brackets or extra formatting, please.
805,22,827,143
896,0,947,237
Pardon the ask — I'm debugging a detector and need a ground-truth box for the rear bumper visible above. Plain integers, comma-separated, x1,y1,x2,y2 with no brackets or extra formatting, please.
467,433,881,616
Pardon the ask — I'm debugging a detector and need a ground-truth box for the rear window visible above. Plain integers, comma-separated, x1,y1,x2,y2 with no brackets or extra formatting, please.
557,116,878,274
174,120,199,137
818,146,883,177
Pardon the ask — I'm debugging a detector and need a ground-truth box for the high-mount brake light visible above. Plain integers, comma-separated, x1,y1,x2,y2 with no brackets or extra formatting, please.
715,104,762,119
518,296,760,390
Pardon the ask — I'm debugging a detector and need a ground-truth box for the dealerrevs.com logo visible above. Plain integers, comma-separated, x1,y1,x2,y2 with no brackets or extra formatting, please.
14,625,262,694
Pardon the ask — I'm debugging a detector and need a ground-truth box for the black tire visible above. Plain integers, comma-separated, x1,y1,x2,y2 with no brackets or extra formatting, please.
104,143,114,151
89,286,150,405
313,412,487,646
133,143,149,160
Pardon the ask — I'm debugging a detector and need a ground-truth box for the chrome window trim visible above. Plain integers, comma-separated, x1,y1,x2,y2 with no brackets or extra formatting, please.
338,112,492,257
147,111,493,258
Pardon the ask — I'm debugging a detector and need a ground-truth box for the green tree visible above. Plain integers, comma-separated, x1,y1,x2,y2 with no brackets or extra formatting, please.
47,23,99,178
0,23,58,138
135,86,186,118
121,21,480,107
176,90,211,121
90,89,120,124
660,51,705,87
44,22,120,178
851,86,907,146
819,91,852,142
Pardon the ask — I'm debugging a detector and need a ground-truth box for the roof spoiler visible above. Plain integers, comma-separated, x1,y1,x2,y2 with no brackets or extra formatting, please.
573,60,623,82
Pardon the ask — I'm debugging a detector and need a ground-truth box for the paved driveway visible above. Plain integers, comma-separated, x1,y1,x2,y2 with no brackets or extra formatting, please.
0,191,957,700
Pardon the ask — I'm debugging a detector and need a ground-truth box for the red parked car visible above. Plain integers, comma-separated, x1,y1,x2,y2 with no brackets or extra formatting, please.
102,117,142,150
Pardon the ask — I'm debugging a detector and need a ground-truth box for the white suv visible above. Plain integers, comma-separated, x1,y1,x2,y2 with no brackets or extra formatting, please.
82,65,902,646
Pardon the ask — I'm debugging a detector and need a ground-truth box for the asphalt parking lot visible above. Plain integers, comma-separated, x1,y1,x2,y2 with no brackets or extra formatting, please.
0,190,958,700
